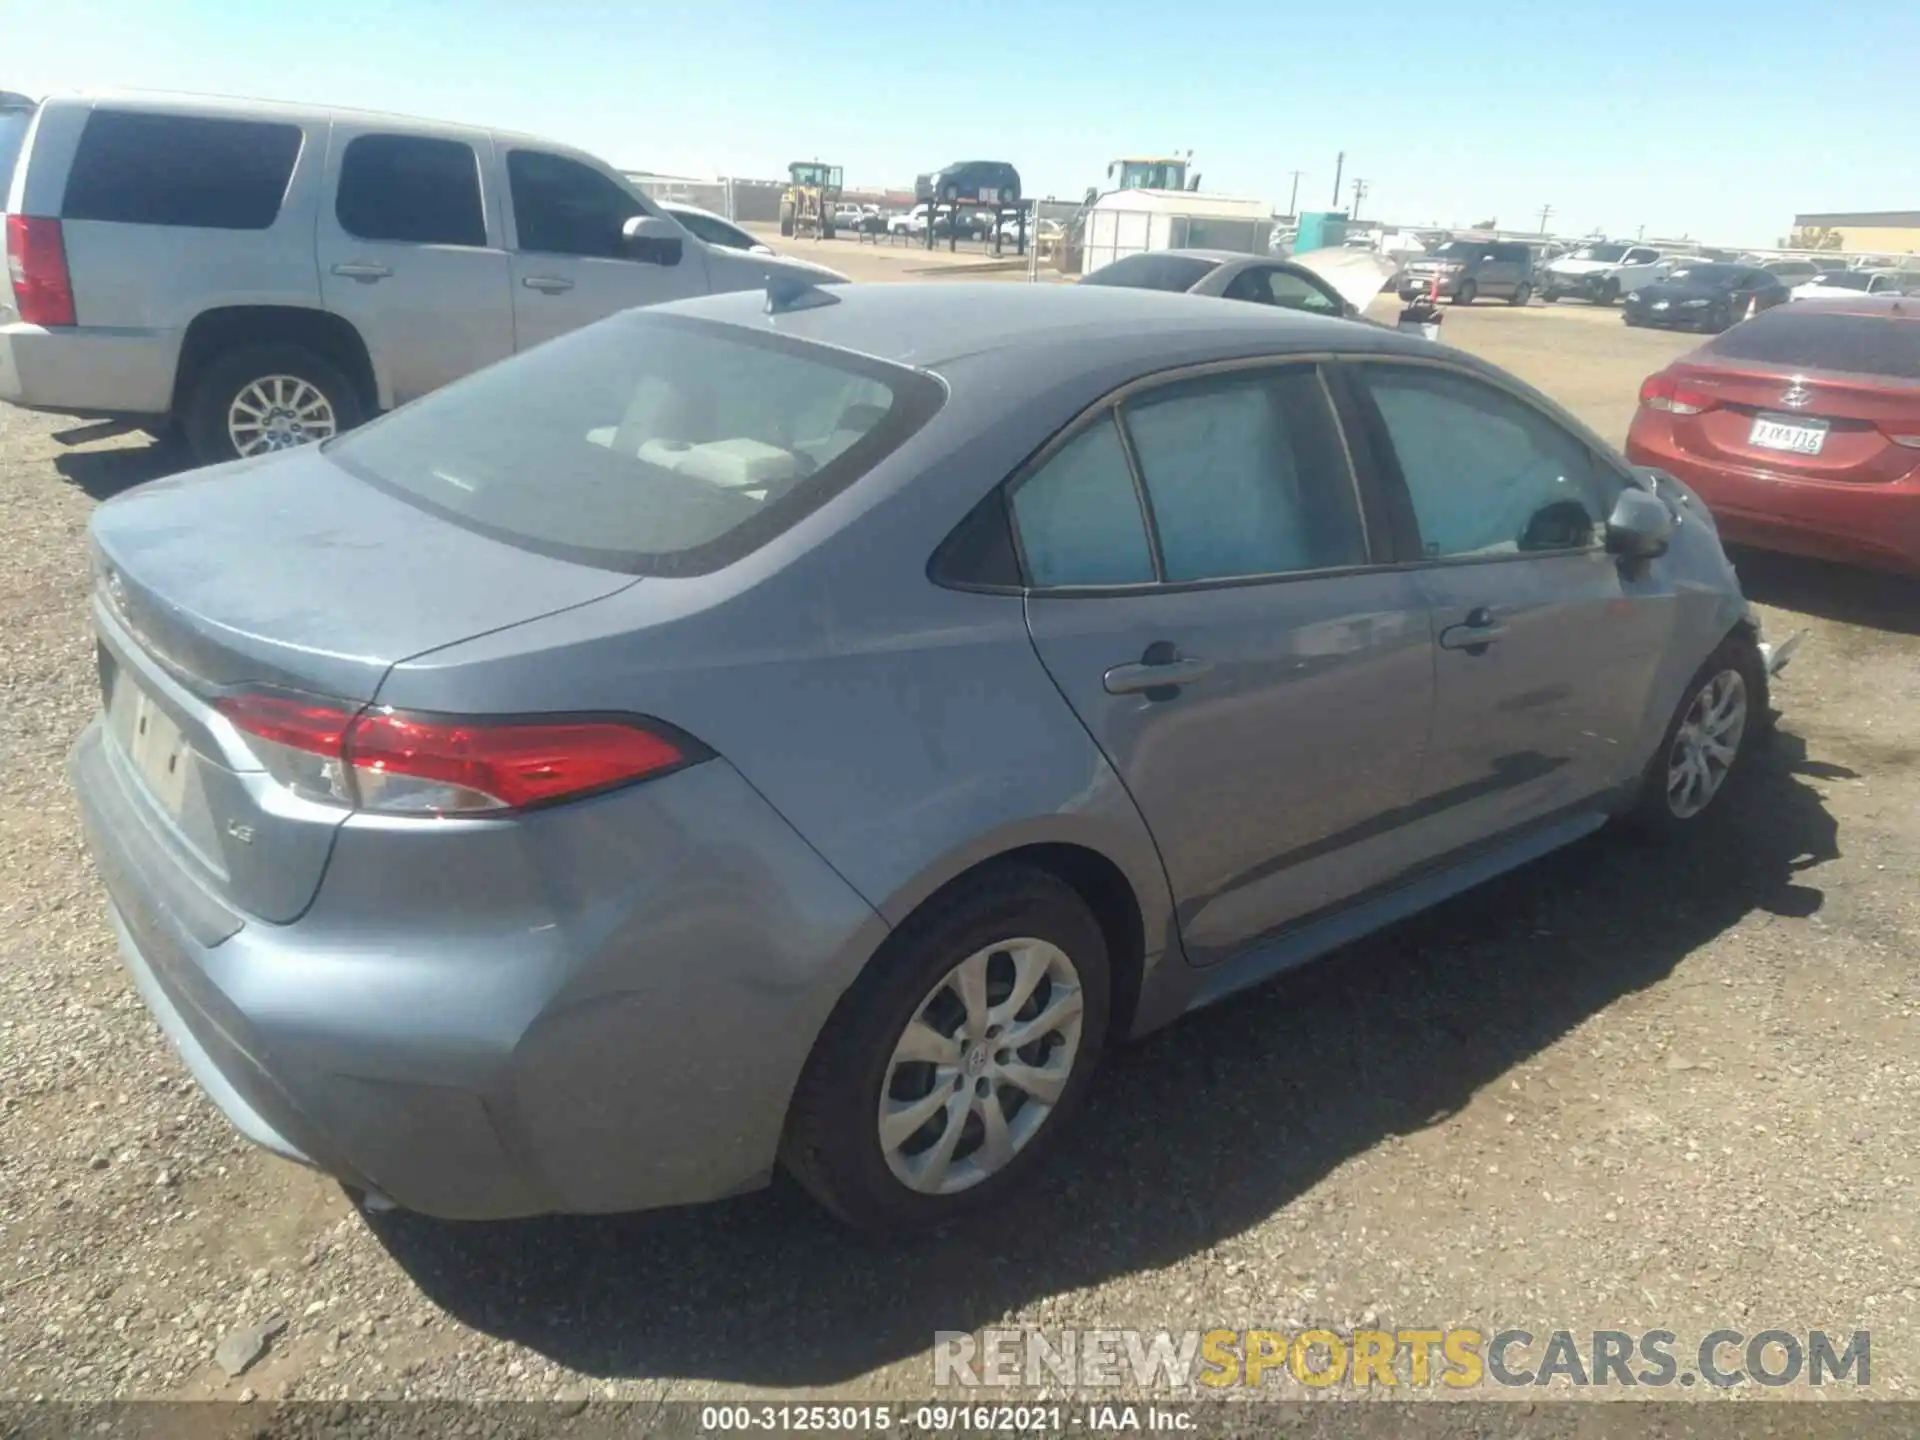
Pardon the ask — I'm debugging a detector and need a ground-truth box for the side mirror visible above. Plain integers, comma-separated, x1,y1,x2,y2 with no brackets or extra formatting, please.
622,214,684,267
1605,487,1674,561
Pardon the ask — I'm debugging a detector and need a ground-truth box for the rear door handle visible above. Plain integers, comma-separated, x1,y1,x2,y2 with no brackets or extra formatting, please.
1438,605,1507,654
522,275,575,294
1103,654,1214,696
330,261,392,281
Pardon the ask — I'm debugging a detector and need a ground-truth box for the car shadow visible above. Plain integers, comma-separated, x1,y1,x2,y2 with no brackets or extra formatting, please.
1729,546,1920,637
52,440,188,501
368,727,1842,1387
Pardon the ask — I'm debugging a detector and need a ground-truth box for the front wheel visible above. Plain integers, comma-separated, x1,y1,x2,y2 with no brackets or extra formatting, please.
1628,637,1766,839
1451,279,1478,305
1542,289,1561,303
781,868,1111,1233
184,342,363,466
1596,278,1621,306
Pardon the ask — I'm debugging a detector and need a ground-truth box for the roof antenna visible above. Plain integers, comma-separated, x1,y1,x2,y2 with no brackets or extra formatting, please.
765,273,840,315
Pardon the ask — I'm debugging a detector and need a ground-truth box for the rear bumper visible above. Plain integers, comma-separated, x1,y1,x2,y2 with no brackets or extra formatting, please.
0,322,180,419
72,718,889,1219
1626,419,1920,575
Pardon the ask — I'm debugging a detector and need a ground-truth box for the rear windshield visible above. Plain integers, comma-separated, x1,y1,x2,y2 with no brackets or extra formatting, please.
1707,309,1920,382
1080,253,1219,292
327,312,945,575
1664,263,1742,286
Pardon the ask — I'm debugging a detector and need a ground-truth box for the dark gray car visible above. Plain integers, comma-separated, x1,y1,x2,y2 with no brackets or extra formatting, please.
1400,239,1536,305
72,282,1782,1233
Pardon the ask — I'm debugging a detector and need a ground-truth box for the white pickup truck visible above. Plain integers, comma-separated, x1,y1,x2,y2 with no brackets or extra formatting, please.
1541,243,1668,305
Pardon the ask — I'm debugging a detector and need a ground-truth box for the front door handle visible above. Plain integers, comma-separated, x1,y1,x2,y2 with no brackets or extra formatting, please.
522,275,575,294
1438,605,1507,654
1103,643,1214,697
330,261,392,281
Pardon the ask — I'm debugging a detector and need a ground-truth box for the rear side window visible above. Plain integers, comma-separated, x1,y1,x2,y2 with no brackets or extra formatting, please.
1124,368,1367,581
1009,417,1156,587
328,312,945,576
1080,253,1218,292
1707,310,1920,381
0,101,32,205
336,134,486,247
61,110,302,230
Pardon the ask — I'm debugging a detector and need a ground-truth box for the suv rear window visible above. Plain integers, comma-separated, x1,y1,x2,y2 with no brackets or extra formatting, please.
62,110,302,229
328,312,946,576
336,134,487,247
1081,253,1219,292
1708,308,1920,381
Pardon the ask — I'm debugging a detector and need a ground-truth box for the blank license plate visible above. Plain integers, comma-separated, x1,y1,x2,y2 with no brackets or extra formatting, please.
109,678,192,819
1749,414,1827,456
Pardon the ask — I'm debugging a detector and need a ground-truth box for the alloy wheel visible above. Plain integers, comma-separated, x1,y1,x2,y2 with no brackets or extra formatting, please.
878,937,1085,1195
228,375,338,457
1666,669,1747,819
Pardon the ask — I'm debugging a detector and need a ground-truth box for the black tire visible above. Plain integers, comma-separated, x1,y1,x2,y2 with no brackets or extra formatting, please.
184,341,363,467
781,867,1112,1234
1597,278,1621,306
1508,282,1533,307
1626,635,1767,841
1451,279,1478,306
1543,290,1561,303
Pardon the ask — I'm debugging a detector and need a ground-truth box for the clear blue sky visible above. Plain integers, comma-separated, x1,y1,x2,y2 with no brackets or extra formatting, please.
6,0,1914,246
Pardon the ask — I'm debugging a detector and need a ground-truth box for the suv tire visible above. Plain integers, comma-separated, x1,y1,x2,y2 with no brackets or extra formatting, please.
1508,282,1533,307
185,342,364,466
1597,278,1621,306
781,866,1111,1233
1451,280,1478,305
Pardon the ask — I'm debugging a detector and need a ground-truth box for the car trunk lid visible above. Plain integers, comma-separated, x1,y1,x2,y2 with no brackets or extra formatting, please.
88,447,637,921
1661,359,1920,483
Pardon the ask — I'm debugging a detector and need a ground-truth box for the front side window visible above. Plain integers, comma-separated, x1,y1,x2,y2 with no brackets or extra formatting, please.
328,313,943,576
671,208,751,250
1008,416,1155,587
508,150,646,258
63,111,302,230
335,134,486,247
1123,368,1368,581
1359,364,1614,560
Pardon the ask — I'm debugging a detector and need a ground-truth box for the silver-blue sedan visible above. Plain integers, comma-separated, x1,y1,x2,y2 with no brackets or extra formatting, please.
72,281,1781,1232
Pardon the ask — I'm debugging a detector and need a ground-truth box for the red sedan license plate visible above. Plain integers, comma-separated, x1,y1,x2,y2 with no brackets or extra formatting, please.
1749,414,1827,456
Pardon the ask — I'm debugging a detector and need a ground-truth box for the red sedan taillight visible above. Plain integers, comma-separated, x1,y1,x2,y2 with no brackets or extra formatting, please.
1639,373,1715,416
216,692,700,815
5,215,77,327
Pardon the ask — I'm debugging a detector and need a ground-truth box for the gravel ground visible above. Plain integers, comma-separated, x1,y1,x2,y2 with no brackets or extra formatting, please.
2,295,1917,1411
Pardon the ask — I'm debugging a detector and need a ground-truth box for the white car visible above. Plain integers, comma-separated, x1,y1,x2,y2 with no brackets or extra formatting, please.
1540,242,1667,305
1790,269,1919,301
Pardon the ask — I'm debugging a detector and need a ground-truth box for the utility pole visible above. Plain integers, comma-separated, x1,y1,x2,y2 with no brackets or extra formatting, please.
1330,151,1344,210
1537,203,1553,235
1350,177,1368,221
1284,169,1302,220
1636,223,1646,241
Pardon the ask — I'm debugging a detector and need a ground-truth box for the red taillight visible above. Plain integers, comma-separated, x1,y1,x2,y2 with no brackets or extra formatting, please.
5,215,77,327
216,693,697,815
1638,373,1713,416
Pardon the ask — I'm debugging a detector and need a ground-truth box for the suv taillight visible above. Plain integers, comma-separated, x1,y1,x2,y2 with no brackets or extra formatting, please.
5,215,76,327
216,692,702,815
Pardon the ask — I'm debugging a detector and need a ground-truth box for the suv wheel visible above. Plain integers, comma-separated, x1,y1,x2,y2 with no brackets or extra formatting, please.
781,867,1111,1233
1508,282,1533,307
185,342,363,466
1451,279,1478,305
1597,278,1621,305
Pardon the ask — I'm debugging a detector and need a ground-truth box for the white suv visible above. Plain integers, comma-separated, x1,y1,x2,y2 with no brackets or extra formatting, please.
1,90,843,463
1539,242,1667,306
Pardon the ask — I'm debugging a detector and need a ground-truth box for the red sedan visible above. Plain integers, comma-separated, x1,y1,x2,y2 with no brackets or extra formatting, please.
1625,297,1920,575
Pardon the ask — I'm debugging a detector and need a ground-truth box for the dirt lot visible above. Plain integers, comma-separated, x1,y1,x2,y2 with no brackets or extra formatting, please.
2,259,1917,1409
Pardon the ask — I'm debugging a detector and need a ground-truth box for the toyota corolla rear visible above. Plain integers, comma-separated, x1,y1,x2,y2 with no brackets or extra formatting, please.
71,308,942,1217
1625,299,1920,575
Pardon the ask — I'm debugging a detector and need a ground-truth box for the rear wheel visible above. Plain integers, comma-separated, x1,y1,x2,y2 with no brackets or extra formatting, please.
1508,282,1533,306
1628,636,1766,839
782,868,1111,1233
184,342,363,466
1451,279,1478,305
1543,289,1561,303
